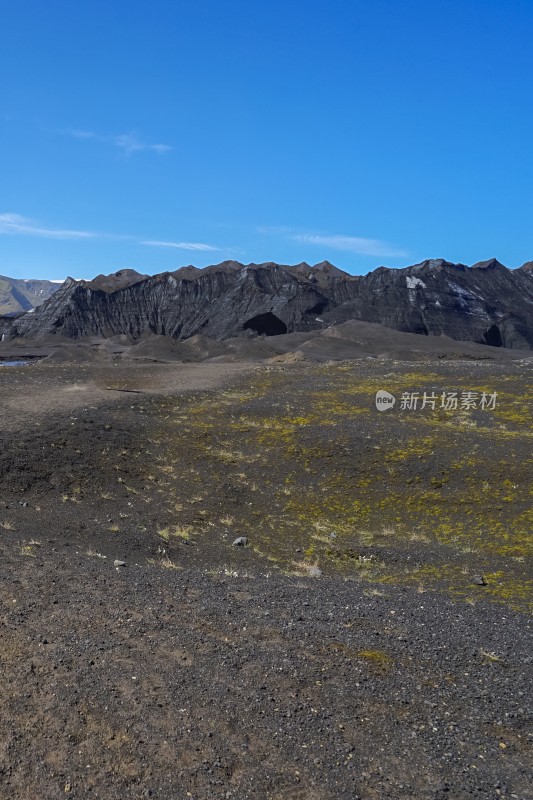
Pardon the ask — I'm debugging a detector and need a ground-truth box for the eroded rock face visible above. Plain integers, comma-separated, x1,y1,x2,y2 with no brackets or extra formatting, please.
12,263,347,342
9,259,533,350
318,258,533,350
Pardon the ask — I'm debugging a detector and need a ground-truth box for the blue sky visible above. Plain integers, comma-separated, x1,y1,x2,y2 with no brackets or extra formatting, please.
1,0,532,280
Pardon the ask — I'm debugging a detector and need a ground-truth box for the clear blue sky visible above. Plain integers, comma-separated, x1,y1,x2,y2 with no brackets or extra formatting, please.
1,0,532,280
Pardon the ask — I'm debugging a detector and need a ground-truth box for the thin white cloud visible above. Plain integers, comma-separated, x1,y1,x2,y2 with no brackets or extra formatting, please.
65,128,172,155
68,128,100,140
0,213,95,240
260,225,407,258
113,134,172,155
256,225,294,235
292,233,407,258
142,240,221,252
0,213,225,255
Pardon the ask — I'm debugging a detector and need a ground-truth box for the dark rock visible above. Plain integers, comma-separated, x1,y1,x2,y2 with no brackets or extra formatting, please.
4,259,533,350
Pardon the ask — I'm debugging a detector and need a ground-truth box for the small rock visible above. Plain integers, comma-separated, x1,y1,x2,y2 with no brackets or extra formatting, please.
232,537,248,547
472,574,487,586
113,559,126,567
308,566,322,578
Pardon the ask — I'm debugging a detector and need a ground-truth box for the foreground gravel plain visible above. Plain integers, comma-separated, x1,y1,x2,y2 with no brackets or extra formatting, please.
0,358,531,799
1,553,531,800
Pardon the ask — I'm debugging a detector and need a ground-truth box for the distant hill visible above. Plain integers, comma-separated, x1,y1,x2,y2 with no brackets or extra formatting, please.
2,259,533,350
0,275,62,316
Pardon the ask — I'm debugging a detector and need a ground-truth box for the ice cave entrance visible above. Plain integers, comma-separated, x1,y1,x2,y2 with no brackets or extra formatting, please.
243,312,288,336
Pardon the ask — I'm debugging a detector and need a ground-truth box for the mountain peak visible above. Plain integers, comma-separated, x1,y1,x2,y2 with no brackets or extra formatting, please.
410,258,467,271
312,260,350,277
87,269,148,292
471,258,506,270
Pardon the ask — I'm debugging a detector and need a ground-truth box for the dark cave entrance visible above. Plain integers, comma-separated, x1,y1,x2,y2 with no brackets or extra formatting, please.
243,312,288,336
308,298,330,314
483,324,502,347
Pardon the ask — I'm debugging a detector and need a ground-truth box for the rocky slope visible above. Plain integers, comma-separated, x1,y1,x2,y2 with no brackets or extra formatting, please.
0,274,61,316
5,259,533,349
318,258,533,350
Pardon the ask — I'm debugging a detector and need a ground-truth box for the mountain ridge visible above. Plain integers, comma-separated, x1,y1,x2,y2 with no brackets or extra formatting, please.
0,275,62,316
2,258,532,350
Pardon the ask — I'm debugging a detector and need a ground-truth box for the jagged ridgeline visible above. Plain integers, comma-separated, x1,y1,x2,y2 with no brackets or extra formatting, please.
2,259,533,349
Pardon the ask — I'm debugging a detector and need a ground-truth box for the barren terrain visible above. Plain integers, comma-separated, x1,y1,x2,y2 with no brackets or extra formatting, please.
1,356,532,799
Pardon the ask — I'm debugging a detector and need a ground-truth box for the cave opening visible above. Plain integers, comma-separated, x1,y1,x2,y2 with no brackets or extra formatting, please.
243,312,288,336
308,298,329,314
483,324,502,347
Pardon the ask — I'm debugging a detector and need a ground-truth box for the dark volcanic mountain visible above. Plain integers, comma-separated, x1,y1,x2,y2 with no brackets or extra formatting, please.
3,259,533,349
0,275,61,316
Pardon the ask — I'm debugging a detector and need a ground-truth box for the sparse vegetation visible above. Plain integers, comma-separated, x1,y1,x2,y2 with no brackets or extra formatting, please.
158,524,195,542
480,648,502,663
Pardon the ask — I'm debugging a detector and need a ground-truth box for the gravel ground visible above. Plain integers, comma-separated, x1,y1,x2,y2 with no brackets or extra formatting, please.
0,359,531,799
1,553,532,800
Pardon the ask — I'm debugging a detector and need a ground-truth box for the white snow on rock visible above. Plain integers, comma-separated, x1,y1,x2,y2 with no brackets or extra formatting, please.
406,276,426,289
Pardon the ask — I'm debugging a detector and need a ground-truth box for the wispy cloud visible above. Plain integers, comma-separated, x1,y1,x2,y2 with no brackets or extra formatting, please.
0,213,225,255
256,225,294,235
67,129,100,141
113,134,172,156
292,233,406,258
65,129,172,156
0,213,95,240
142,240,221,252
259,225,407,258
